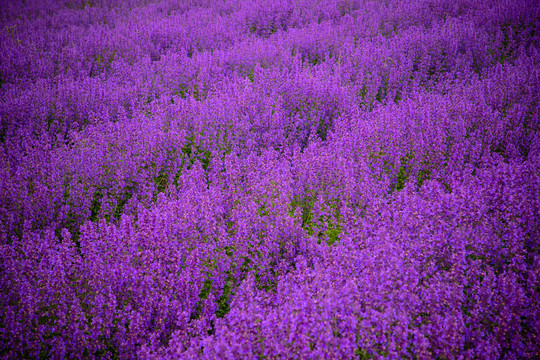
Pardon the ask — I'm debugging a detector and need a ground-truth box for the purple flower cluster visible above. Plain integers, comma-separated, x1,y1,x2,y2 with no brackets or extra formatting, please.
1,0,539,358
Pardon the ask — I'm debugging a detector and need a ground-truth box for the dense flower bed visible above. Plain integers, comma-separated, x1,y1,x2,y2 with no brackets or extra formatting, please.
1,0,539,358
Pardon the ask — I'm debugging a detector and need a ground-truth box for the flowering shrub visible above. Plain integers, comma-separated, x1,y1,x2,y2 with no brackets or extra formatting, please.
1,0,539,358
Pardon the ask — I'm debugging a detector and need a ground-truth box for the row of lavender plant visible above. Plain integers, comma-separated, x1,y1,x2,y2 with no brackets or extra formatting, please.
1,0,539,358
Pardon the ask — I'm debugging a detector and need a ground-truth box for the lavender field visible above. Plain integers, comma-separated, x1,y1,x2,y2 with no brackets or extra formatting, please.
1,0,539,358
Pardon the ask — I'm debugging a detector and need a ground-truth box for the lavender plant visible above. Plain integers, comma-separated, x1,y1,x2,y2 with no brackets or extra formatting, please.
1,0,539,358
